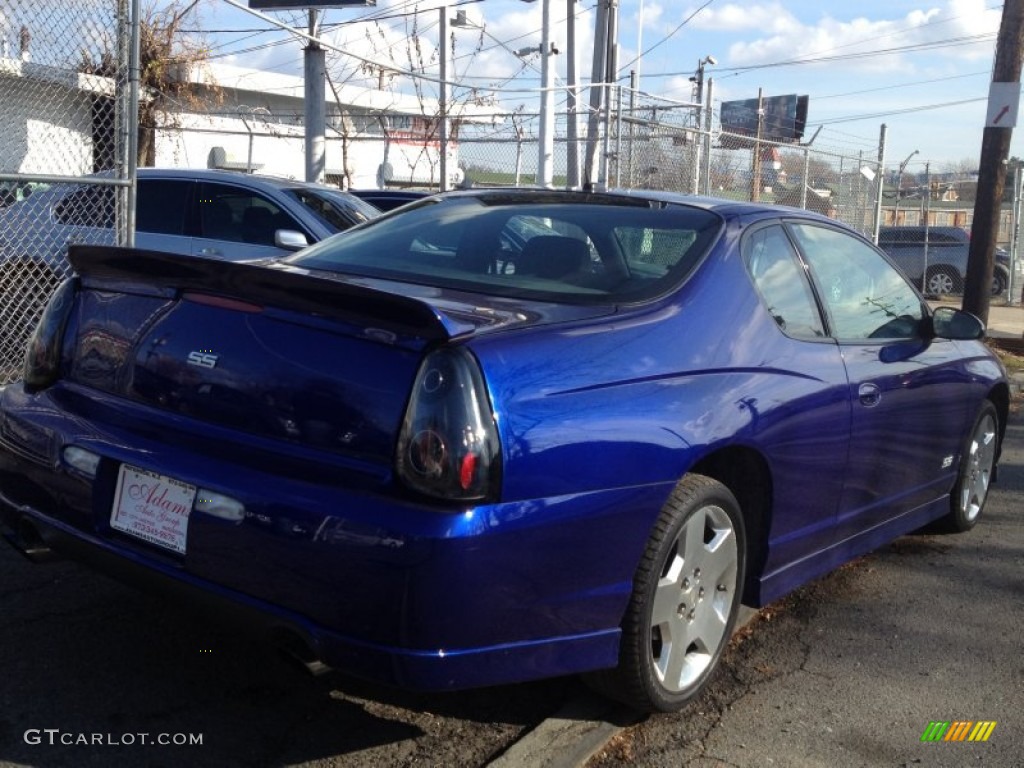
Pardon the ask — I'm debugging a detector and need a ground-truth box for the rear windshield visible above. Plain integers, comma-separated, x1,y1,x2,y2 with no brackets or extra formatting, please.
287,195,722,304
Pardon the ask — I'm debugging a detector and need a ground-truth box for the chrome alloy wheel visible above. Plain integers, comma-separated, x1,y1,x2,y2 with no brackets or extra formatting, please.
649,503,738,693
958,410,997,524
926,269,957,296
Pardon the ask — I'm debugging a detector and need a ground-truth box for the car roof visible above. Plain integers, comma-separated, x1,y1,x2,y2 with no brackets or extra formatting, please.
434,186,843,224
135,168,346,194
349,189,431,198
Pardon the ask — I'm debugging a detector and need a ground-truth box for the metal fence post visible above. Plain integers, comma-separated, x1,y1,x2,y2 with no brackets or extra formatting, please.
125,0,140,248
701,78,714,196
1009,166,1022,305
872,124,887,242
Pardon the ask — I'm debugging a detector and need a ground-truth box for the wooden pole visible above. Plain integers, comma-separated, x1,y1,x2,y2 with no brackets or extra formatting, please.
963,0,1024,324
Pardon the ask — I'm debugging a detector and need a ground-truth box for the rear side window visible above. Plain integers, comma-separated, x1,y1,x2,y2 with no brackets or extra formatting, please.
289,197,723,304
136,179,191,235
744,225,825,339
54,185,114,228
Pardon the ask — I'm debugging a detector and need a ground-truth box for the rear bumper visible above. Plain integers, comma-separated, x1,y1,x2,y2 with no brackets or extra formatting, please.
0,498,619,690
0,382,667,691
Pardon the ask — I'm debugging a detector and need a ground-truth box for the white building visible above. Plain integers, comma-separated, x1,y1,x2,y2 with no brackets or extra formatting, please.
162,62,495,189
0,56,111,178
1,56,496,190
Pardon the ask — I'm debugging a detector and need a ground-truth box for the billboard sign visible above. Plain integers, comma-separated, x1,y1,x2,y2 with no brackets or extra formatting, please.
720,94,809,144
249,1,375,9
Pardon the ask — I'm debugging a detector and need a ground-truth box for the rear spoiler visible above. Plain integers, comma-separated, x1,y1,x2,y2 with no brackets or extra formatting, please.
68,245,469,342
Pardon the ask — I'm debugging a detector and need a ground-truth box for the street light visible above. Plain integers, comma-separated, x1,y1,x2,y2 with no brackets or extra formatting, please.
894,149,919,224
439,8,480,192
519,0,556,187
689,55,715,193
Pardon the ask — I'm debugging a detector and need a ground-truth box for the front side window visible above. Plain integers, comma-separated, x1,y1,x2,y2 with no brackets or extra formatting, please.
197,183,302,246
789,223,924,340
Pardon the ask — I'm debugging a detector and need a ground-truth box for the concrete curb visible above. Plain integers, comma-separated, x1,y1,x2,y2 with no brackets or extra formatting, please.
1010,373,1024,397
486,606,760,768
486,696,640,768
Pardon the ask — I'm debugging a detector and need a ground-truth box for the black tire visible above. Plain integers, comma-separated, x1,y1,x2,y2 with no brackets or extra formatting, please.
991,266,1009,298
943,402,999,533
587,474,746,712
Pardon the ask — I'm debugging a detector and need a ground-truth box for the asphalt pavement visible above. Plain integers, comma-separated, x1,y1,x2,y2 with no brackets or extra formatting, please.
578,400,1024,768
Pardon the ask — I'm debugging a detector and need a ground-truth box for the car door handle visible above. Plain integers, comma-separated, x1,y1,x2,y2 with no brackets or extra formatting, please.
198,247,222,257
858,382,881,408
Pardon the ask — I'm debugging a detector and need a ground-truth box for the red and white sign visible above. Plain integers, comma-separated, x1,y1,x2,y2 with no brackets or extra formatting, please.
986,82,1021,128
111,465,196,555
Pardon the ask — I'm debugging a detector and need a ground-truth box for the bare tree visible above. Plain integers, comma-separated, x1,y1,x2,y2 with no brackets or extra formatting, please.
326,13,487,187
80,0,214,166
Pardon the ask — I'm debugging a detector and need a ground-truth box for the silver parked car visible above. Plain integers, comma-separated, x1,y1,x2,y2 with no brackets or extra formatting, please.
0,168,379,357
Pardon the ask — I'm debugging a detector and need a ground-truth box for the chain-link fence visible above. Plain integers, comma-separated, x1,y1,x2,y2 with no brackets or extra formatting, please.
0,0,134,381
459,86,886,239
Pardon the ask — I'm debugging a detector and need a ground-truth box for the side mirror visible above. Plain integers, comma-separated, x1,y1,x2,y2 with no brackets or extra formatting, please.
929,306,985,340
275,229,309,251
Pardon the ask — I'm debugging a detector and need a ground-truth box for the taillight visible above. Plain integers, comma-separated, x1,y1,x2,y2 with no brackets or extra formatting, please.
396,347,501,502
23,277,78,392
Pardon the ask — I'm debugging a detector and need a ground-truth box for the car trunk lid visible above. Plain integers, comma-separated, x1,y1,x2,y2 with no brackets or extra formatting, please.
63,246,611,462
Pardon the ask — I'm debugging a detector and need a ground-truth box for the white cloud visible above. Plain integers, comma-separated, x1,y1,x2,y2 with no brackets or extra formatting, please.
686,2,800,33
684,0,998,72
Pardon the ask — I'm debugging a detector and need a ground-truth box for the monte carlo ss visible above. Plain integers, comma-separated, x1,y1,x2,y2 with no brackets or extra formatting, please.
0,189,1007,713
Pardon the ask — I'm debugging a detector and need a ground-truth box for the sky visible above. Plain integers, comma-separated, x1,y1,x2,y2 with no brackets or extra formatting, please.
190,0,1013,177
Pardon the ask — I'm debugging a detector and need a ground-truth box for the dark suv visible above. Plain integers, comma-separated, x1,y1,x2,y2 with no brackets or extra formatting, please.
877,226,1011,297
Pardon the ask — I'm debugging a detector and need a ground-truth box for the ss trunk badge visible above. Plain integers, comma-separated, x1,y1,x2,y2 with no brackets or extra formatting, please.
187,350,219,369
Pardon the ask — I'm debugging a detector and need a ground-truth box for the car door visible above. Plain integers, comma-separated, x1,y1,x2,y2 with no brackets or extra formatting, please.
191,181,308,262
788,222,976,538
741,223,852,575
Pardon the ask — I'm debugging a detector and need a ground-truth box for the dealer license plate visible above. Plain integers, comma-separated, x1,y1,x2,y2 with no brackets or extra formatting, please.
110,464,197,555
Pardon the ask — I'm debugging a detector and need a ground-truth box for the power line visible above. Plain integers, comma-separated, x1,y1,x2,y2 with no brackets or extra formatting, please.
811,96,987,125
812,70,991,101
637,32,996,80
619,0,717,73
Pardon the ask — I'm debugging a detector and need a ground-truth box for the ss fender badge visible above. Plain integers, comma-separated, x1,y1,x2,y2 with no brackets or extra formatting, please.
187,350,219,369
941,455,954,469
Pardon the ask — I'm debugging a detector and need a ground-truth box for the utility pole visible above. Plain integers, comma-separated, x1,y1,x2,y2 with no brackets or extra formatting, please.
304,9,325,183
964,0,1024,324
751,89,764,202
583,0,610,187
439,7,449,191
536,0,554,187
565,0,580,189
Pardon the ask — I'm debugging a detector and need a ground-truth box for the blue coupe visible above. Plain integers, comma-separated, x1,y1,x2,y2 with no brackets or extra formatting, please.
0,189,1007,712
